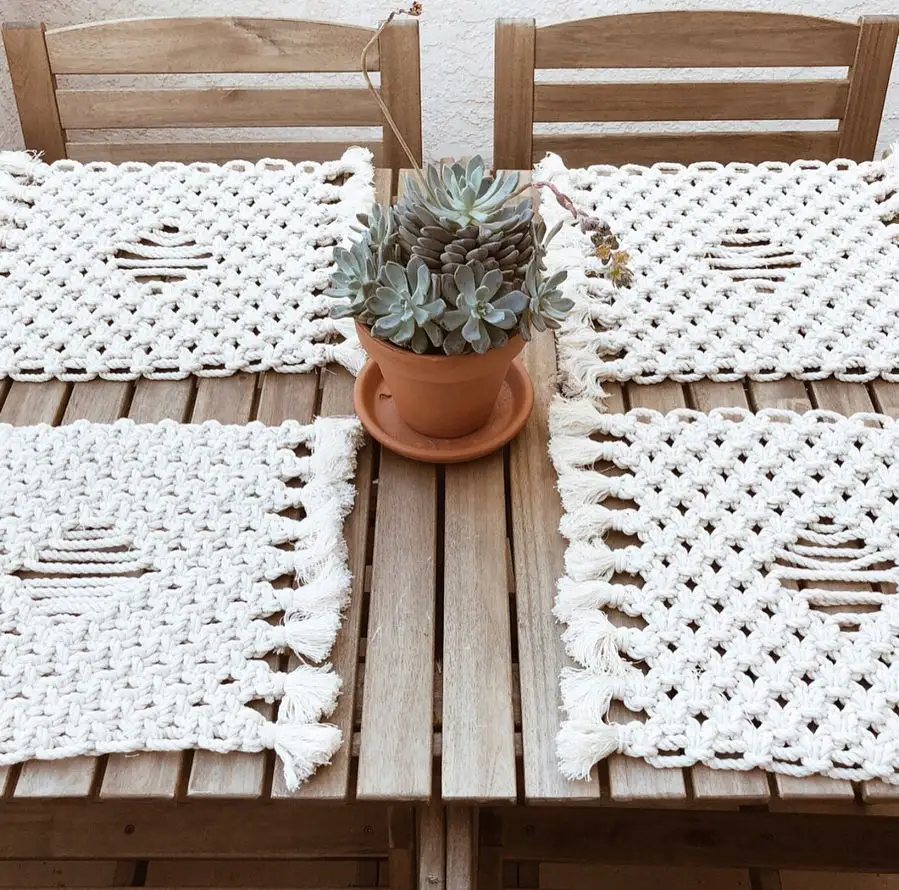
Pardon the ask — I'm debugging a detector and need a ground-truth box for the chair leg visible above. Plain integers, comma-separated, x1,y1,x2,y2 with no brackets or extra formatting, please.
389,806,417,890
447,806,477,890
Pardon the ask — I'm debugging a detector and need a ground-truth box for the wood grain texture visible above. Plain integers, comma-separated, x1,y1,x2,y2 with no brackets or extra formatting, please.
45,17,379,74
56,87,382,129
446,807,476,890
2,24,66,162
532,132,840,167
65,140,382,165
418,803,446,890
356,452,436,800
145,858,379,887
378,17,422,173
535,11,859,69
539,863,753,889
511,335,598,802
13,380,131,799
838,16,899,161
185,374,266,799
442,452,517,803
493,19,536,171
534,80,850,123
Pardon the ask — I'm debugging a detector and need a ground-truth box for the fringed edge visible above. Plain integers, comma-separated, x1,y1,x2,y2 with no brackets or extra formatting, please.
0,150,43,252
258,415,364,790
533,153,625,404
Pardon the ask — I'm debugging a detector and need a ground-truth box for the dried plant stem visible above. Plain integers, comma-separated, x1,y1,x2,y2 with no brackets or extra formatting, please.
362,8,426,185
510,179,579,220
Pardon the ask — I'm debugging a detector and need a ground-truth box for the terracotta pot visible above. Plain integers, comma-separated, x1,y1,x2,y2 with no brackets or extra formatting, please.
355,322,525,438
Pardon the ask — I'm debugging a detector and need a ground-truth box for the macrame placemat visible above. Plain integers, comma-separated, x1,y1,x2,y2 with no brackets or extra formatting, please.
536,148,899,399
0,147,373,381
0,416,361,789
550,399,899,785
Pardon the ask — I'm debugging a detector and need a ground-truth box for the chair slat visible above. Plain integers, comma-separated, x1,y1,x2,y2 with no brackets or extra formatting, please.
838,16,899,161
57,87,382,129
535,11,859,69
45,17,378,74
532,131,840,166
65,140,382,164
534,80,850,123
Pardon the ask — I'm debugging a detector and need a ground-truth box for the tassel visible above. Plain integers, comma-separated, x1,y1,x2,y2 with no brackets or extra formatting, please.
562,611,624,673
280,609,342,662
261,720,342,791
556,719,621,781
279,664,342,723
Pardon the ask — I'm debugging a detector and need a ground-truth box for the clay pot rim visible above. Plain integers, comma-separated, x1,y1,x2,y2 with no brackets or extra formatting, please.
355,320,524,365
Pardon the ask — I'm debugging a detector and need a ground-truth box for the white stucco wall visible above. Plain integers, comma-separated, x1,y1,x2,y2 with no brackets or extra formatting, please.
1,0,897,162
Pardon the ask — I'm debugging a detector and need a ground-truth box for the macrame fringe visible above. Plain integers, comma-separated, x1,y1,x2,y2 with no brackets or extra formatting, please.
260,720,343,790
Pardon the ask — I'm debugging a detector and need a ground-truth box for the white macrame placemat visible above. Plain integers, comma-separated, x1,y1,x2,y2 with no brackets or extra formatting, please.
536,148,899,398
0,147,373,381
0,416,361,789
550,399,899,785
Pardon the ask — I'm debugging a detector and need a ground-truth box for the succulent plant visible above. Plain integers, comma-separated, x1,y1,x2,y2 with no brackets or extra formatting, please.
441,262,527,355
328,156,631,357
395,156,535,281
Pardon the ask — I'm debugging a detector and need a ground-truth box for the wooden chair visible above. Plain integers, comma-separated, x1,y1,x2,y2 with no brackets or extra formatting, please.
494,11,899,167
2,17,422,172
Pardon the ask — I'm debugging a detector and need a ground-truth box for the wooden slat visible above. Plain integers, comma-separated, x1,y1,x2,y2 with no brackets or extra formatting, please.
101,379,193,800
14,380,131,799
534,80,850,123
65,140,382,165
356,172,435,801
748,378,856,805
442,451,517,802
2,24,66,162
611,381,689,803
269,371,371,800
512,334,599,802
446,807,477,890
498,806,899,871
185,374,266,799
418,804,446,890
355,452,436,800
838,16,899,161
533,132,840,167
494,19,535,170
275,167,391,800
781,875,899,890
378,18,422,172
57,87,382,129
539,863,753,889
0,860,134,887
535,12,859,69
45,18,378,74
146,858,379,887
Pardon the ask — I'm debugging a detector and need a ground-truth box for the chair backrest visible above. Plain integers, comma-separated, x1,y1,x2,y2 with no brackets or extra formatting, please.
494,11,899,168
2,16,422,172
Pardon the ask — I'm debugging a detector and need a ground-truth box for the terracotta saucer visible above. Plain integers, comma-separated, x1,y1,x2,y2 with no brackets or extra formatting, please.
354,359,534,464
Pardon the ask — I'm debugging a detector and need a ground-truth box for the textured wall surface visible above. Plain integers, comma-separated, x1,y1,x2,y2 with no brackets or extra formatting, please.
1,0,897,162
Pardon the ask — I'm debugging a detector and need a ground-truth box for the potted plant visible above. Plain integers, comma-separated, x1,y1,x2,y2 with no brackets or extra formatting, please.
329,5,631,460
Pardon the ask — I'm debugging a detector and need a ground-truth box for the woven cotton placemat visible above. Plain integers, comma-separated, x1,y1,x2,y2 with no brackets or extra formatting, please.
550,400,899,785
0,417,361,789
0,147,373,381
536,148,899,398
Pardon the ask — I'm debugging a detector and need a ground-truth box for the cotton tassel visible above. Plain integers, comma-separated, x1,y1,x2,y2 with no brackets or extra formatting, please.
561,611,624,674
279,664,342,723
261,720,342,791
556,718,621,781
280,609,342,662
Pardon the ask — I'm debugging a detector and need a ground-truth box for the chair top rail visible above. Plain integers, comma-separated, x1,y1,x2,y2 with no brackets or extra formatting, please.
41,17,379,74
534,11,860,69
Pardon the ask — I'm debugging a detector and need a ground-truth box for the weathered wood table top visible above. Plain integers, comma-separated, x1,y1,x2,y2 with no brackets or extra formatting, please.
2,164,898,830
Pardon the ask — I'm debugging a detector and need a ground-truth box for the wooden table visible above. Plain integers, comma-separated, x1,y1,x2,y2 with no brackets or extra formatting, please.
3,164,899,889
387,171,899,888
0,168,447,890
